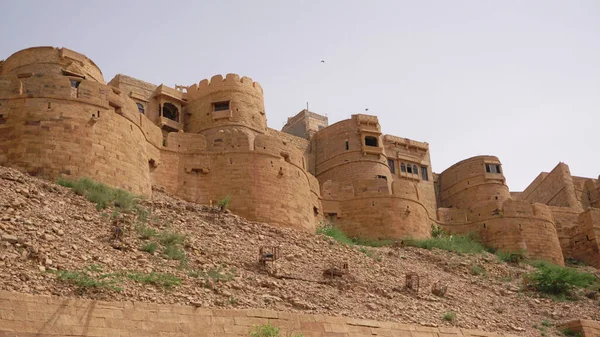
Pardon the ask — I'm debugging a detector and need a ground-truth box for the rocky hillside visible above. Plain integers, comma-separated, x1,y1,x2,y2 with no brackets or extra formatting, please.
0,166,598,337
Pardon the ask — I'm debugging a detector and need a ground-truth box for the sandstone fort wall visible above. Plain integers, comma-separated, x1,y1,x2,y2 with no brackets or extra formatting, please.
438,156,511,209
0,291,518,337
518,163,582,209
1,46,599,266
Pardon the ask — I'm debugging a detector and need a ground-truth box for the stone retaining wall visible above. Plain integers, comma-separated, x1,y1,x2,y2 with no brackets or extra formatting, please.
0,291,522,337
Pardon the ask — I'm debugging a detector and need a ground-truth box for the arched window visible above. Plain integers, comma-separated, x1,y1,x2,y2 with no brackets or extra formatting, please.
365,136,378,147
400,163,406,172
136,103,145,114
162,102,178,121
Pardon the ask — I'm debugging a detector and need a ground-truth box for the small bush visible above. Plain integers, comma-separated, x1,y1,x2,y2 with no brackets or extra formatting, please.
249,323,280,337
159,231,186,246
135,223,157,240
431,224,446,238
404,234,486,255
561,328,583,337
217,195,231,210
50,265,122,292
471,265,486,276
163,244,186,261
249,323,303,337
526,261,598,297
316,224,354,246
124,272,181,288
140,242,158,254
497,250,527,264
441,311,456,322
57,177,139,211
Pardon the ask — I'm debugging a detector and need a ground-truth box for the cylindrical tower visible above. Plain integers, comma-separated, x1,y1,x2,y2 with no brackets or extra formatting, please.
313,115,391,186
438,155,510,209
0,47,154,195
184,74,266,134
1,46,104,83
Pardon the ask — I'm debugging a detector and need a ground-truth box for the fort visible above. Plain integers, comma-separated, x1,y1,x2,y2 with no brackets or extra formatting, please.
1,46,599,268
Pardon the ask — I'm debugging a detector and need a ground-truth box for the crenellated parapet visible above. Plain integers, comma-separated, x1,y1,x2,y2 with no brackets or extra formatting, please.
185,73,266,133
186,73,263,100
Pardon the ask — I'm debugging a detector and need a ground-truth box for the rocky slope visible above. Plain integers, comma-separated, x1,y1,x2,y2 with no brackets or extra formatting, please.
0,166,598,337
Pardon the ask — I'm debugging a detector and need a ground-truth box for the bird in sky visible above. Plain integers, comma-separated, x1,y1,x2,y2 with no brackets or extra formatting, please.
365,108,369,112
320,60,325,63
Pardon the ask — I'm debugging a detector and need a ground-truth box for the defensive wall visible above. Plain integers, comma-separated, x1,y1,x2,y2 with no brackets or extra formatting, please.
0,291,522,337
0,47,320,232
0,47,162,196
1,46,599,266
437,156,564,264
311,114,434,240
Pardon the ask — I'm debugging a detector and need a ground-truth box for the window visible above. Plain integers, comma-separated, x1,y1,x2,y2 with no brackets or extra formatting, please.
213,101,230,111
401,163,406,172
377,175,387,181
388,159,395,174
70,80,81,89
413,165,418,176
162,102,179,121
365,136,378,147
421,166,429,181
345,140,349,150
407,165,412,174
136,103,145,114
485,163,502,174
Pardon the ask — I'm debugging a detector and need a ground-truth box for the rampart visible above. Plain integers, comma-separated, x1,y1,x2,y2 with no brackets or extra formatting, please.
0,47,162,196
1,46,599,266
438,156,510,209
519,163,582,209
0,291,517,337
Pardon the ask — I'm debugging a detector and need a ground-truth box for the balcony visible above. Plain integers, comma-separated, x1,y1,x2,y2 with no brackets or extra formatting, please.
160,116,183,132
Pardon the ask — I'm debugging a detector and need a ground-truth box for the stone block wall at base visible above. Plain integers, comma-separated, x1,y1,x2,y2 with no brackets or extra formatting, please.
0,291,524,337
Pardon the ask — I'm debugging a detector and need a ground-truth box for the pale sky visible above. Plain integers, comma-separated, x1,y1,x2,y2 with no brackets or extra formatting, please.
2,1,599,191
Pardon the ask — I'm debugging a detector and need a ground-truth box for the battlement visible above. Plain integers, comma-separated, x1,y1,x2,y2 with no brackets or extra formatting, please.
186,73,263,100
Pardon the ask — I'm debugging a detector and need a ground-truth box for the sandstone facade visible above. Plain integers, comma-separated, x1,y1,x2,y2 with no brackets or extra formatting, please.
1,46,598,266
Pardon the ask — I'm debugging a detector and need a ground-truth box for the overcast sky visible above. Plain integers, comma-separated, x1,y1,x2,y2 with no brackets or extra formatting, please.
2,1,598,191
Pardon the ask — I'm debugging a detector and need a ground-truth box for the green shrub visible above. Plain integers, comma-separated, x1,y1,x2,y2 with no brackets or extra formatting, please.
497,250,527,264
316,224,354,245
135,223,158,240
140,242,158,254
163,244,186,261
217,195,231,210
441,311,456,321
57,177,139,211
50,265,122,292
526,261,598,297
123,272,181,288
249,323,303,337
249,323,280,337
159,231,186,246
404,234,486,255
561,328,583,337
471,264,486,276
431,224,446,238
